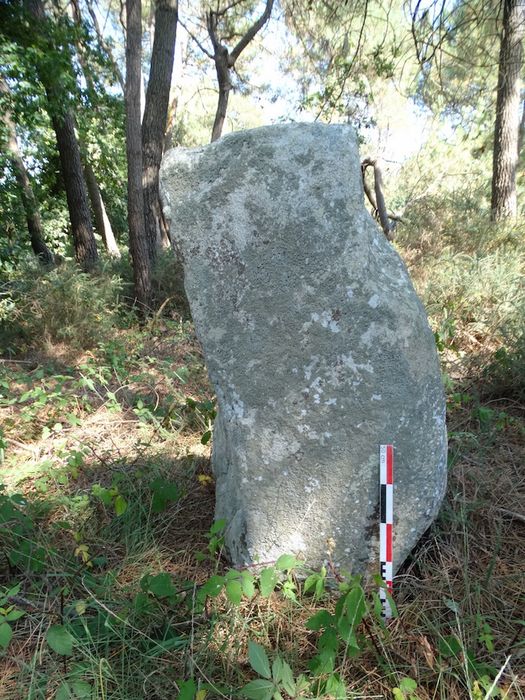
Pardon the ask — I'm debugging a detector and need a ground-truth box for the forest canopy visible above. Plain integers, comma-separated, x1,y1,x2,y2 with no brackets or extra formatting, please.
0,0,523,290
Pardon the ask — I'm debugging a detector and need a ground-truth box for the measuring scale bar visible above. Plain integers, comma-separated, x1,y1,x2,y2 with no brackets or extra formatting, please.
379,444,394,619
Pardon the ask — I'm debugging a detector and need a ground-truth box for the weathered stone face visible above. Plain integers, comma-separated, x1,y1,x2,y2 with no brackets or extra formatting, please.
160,123,447,575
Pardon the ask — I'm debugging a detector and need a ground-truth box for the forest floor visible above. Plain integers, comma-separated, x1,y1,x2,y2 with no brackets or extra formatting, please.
0,261,524,699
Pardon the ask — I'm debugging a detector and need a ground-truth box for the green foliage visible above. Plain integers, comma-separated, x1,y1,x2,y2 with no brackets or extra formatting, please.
205,518,226,557
91,483,128,517
392,677,418,700
151,252,190,314
185,397,217,444
0,486,48,573
0,583,26,649
195,551,301,611
482,335,525,402
306,578,370,680
303,566,328,599
0,0,128,266
239,575,390,700
55,680,93,700
411,0,499,135
242,641,305,700
0,9,523,687
140,572,178,601
282,0,416,126
150,477,181,513
47,624,75,656
0,262,125,352
0,298,521,700
397,200,525,399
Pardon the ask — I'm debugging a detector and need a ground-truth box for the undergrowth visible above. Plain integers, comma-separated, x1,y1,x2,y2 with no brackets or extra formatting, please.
0,215,523,699
397,214,525,401
0,261,125,355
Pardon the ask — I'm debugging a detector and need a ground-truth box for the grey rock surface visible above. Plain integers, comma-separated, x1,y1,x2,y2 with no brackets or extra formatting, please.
160,123,447,575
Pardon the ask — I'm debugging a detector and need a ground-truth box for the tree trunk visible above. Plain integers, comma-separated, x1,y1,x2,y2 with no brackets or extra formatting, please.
126,0,151,309
142,0,178,265
70,0,120,258
0,76,55,264
372,159,394,241
211,50,232,142
140,70,147,122
361,158,395,241
518,98,525,156
50,111,99,270
26,0,98,270
206,1,273,143
84,161,121,258
491,0,525,221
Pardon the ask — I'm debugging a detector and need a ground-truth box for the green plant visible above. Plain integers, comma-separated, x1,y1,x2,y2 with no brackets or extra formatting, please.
91,482,128,516
241,641,308,700
140,572,179,604
149,478,181,513
303,565,328,599
0,261,124,352
200,518,226,559
0,485,47,573
0,428,6,465
150,251,189,315
0,582,26,649
305,575,397,697
392,677,418,700
185,397,217,444
196,554,300,611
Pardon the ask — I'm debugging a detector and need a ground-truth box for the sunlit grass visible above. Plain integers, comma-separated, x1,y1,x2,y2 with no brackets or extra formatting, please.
0,231,523,699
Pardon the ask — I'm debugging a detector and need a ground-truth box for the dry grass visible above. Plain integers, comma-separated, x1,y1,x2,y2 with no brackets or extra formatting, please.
180,397,524,698
0,269,524,698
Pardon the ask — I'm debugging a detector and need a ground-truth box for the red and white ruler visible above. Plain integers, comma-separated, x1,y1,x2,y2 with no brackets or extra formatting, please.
379,444,394,619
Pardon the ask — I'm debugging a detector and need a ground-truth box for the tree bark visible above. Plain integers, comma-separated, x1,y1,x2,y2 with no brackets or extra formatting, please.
491,0,525,221
126,0,151,309
25,0,98,270
0,76,55,264
361,158,395,241
141,0,178,264
372,160,393,241
518,98,525,156
211,48,232,142
50,111,99,270
206,0,274,142
84,161,121,258
69,0,121,258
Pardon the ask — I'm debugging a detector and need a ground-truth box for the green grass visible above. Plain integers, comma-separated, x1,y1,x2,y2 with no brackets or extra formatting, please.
0,225,523,699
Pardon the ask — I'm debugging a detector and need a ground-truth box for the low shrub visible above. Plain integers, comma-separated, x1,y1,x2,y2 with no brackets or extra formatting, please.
151,250,190,317
397,209,524,397
0,260,124,353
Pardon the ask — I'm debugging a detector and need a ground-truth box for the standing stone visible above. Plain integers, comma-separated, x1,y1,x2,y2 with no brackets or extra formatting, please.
160,123,447,575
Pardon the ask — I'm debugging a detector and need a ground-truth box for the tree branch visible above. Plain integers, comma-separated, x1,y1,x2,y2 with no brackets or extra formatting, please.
361,158,399,240
315,0,368,121
215,0,246,17
85,0,125,91
206,9,221,53
229,0,274,65
179,16,214,59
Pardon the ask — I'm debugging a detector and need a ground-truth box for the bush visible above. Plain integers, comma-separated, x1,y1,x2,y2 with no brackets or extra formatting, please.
396,206,525,398
0,260,125,353
151,250,190,317
481,334,525,401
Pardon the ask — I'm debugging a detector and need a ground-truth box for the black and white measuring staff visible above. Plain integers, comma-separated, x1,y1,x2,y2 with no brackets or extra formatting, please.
379,444,394,619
